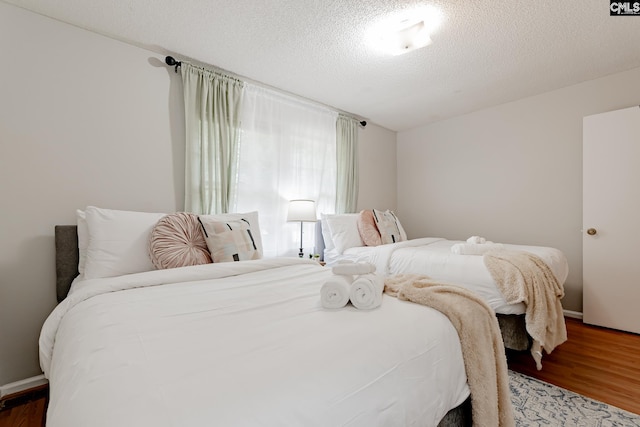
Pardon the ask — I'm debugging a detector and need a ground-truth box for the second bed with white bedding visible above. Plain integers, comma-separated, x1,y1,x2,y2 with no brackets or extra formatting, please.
327,238,569,315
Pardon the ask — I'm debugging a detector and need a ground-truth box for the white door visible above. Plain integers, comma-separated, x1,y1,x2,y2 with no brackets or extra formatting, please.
583,105,640,334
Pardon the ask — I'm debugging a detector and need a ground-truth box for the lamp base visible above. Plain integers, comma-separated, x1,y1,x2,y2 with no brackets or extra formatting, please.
298,221,304,258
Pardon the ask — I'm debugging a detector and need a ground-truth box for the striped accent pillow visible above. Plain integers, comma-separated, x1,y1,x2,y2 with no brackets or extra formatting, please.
373,209,405,245
149,212,212,270
198,217,261,263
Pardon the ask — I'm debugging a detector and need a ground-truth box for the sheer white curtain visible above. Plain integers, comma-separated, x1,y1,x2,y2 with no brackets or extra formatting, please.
232,84,337,257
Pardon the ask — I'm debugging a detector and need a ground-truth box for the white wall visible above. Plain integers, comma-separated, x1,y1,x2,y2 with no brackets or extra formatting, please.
357,123,397,211
0,2,397,386
0,2,185,386
397,66,640,313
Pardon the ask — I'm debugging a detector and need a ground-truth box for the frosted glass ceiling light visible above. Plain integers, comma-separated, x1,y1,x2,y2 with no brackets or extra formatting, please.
387,20,431,55
369,5,443,56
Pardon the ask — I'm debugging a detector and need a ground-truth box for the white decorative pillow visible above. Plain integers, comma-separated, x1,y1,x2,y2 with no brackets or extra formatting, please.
149,212,212,269
76,209,88,275
397,217,408,241
373,209,405,245
197,211,263,256
198,217,261,263
83,206,167,279
324,213,363,254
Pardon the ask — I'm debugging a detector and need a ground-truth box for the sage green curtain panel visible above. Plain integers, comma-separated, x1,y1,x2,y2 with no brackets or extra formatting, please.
181,63,244,214
335,115,359,214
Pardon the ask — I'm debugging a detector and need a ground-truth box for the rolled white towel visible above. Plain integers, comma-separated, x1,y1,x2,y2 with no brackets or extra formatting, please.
350,274,384,310
320,275,352,309
451,242,504,255
332,262,376,276
466,236,487,244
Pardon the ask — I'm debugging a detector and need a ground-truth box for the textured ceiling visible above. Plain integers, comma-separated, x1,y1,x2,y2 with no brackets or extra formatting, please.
5,0,640,131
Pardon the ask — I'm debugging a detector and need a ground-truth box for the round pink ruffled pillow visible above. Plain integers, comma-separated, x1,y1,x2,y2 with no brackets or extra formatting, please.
149,212,212,269
357,209,382,246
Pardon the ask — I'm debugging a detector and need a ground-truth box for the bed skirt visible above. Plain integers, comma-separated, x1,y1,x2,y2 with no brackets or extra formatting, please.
497,313,531,351
438,396,472,427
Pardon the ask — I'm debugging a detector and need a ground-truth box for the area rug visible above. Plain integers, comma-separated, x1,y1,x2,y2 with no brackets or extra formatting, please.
509,370,640,426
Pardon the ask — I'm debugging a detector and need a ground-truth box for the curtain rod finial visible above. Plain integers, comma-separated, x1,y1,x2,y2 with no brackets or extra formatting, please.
360,121,367,127
165,56,181,73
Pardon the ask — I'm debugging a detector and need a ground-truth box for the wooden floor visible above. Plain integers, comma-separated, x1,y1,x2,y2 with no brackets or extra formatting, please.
507,316,640,415
1,317,638,426
0,384,48,427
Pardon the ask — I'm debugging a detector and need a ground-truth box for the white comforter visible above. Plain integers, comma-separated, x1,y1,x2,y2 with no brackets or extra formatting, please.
40,257,469,427
333,238,569,315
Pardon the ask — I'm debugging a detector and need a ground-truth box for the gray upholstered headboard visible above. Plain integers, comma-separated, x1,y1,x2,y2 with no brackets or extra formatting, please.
54,225,79,302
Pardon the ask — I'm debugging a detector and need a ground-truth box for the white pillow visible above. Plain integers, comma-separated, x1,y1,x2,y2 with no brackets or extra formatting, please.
397,216,408,241
197,211,263,256
320,213,336,252
83,206,167,279
324,213,363,254
76,209,88,275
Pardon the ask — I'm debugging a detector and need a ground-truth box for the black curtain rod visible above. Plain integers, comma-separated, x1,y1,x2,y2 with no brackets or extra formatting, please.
164,55,366,128
165,56,181,73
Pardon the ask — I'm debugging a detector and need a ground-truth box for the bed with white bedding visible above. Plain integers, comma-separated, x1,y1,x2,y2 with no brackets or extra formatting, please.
318,211,569,354
42,258,470,427
330,237,568,316
44,208,487,427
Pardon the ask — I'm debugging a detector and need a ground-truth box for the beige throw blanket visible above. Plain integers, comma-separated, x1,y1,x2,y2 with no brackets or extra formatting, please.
483,250,567,370
385,275,515,427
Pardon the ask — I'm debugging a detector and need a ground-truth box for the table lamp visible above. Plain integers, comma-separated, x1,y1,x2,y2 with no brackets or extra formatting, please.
287,199,317,258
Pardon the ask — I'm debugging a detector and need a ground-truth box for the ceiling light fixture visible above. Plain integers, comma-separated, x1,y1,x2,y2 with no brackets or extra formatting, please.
368,5,443,56
387,19,432,54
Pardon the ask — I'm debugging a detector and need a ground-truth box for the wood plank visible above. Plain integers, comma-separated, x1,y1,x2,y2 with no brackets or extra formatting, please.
0,384,48,427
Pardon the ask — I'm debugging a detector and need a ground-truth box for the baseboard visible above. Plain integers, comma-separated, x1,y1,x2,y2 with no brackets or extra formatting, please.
563,310,583,320
0,374,48,399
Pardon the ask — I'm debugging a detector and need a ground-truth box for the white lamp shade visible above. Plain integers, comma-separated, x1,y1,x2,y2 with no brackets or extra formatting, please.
287,199,317,222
